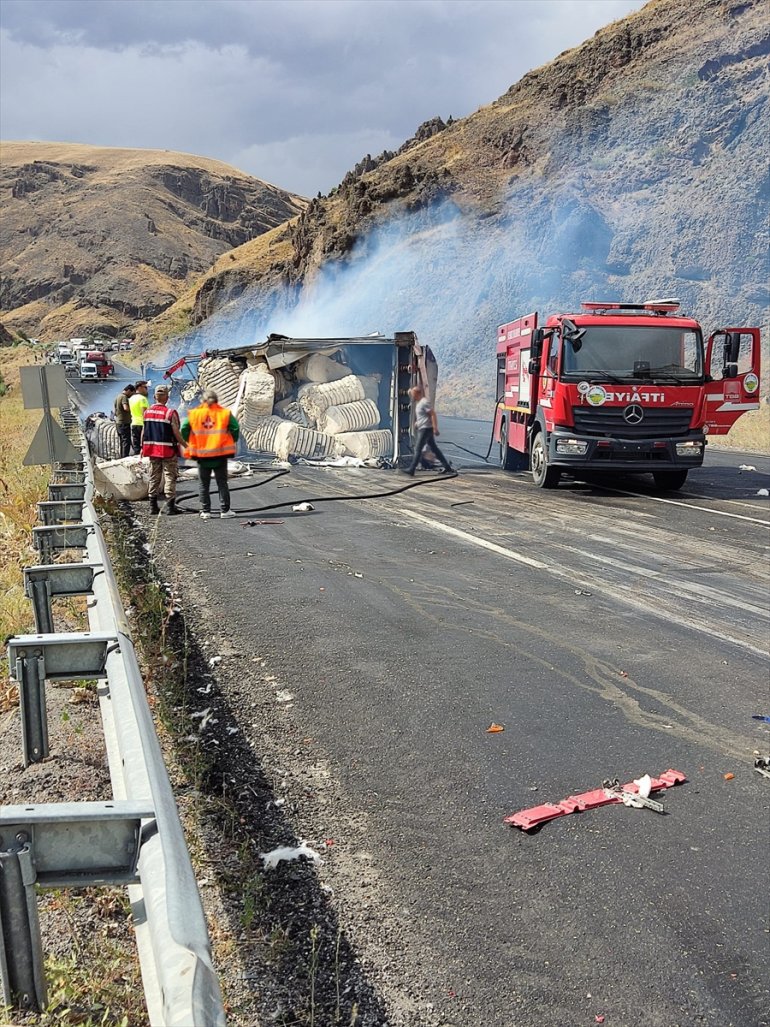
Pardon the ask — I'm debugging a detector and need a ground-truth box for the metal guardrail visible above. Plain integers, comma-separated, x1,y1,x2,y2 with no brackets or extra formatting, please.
1,410,226,1025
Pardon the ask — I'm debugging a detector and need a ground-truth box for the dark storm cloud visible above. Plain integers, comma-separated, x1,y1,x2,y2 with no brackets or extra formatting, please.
0,0,646,195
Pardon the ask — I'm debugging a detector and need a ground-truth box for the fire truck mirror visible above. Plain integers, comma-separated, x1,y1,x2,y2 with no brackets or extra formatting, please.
725,332,741,363
528,358,540,376
724,362,739,379
562,318,585,351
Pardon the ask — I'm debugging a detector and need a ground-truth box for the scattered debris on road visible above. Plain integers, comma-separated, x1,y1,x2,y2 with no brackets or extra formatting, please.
738,464,757,472
752,714,770,723
753,757,770,779
602,774,664,813
292,502,315,512
505,768,687,831
757,488,769,496
723,772,735,780
574,588,593,596
450,500,475,507
486,722,505,733
260,841,322,870
243,518,285,525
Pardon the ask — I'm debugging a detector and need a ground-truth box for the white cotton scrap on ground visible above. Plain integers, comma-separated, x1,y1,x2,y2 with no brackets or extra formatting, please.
292,502,314,512
635,774,652,798
261,841,322,870
275,690,295,703
620,773,653,808
757,489,769,496
739,464,757,472
208,656,222,666
191,708,217,730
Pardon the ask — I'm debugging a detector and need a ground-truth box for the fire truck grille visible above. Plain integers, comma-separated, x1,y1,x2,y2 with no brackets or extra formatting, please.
571,406,694,439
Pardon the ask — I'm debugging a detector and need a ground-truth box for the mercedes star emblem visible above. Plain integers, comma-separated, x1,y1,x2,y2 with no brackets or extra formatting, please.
623,404,644,425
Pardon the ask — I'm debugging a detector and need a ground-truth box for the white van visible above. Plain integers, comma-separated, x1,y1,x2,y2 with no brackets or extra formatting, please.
79,361,98,381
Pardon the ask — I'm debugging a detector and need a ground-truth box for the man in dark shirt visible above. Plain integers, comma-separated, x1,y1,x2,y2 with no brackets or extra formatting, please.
113,383,135,458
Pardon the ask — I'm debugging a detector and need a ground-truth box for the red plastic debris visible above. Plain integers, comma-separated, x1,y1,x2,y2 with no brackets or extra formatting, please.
504,769,687,831
595,1017,605,1024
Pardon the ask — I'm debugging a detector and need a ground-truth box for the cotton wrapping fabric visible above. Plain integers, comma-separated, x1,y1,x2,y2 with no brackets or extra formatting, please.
274,422,345,462
274,398,311,426
86,413,121,460
336,430,393,460
241,415,287,454
197,357,242,409
298,375,366,421
297,352,349,383
238,364,276,426
318,398,380,434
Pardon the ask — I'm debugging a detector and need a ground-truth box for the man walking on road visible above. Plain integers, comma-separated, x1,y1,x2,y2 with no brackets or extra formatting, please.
113,383,135,458
403,385,453,476
141,385,186,515
129,381,149,455
181,389,240,519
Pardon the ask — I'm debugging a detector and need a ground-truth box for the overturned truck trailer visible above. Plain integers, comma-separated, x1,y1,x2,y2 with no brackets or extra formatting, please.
167,332,437,465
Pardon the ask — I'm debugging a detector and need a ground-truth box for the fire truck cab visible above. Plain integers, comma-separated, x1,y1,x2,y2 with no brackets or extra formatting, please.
494,300,761,489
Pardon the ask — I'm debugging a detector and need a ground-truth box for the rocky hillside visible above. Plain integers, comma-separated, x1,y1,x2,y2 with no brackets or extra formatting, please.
0,142,306,341
144,0,768,415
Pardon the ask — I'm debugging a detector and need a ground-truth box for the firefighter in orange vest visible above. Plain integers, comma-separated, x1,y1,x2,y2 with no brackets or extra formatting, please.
180,389,240,519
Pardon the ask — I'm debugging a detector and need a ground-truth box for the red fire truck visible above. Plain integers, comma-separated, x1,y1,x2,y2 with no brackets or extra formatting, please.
494,300,761,489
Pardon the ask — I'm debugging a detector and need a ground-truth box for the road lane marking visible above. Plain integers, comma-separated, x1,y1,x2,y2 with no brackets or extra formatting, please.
399,508,770,660
478,471,769,521
401,510,549,570
591,485,770,525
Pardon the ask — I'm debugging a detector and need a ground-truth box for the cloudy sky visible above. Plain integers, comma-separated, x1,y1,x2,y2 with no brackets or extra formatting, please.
1,0,645,197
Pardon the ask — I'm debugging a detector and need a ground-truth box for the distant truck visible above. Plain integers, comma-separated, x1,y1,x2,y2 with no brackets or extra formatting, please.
82,350,114,379
494,300,761,490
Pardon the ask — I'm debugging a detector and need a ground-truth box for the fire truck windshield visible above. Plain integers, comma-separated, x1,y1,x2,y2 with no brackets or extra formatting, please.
561,325,703,381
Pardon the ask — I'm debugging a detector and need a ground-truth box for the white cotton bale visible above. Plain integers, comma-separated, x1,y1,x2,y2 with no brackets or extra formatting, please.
86,414,121,460
238,364,276,426
297,352,348,383
318,398,380,434
93,456,150,501
274,422,344,462
337,430,393,460
181,380,201,404
274,398,310,426
197,357,242,408
242,415,287,454
298,375,366,421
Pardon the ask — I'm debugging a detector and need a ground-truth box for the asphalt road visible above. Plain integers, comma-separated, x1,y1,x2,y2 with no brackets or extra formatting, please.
134,415,770,1027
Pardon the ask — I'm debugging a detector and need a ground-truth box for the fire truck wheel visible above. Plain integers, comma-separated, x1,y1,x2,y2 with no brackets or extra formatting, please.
652,469,688,491
530,430,561,489
499,420,518,471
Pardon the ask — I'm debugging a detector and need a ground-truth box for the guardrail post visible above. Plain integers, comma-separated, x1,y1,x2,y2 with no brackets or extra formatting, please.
0,836,47,1012
26,577,54,634
15,652,49,766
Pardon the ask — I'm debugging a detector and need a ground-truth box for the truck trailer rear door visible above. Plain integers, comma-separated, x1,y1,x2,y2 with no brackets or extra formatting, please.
704,327,761,434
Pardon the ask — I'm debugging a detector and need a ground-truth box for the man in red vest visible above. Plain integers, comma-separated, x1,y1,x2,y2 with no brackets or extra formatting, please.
141,384,186,515
180,389,240,519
